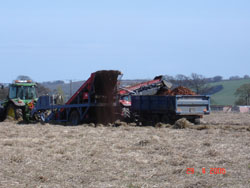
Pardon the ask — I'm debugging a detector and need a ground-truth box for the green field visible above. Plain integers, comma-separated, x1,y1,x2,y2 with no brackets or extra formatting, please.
209,79,250,105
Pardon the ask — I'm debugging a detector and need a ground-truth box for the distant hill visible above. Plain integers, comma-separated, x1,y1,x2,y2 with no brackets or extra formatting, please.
42,81,84,100
40,78,250,106
209,79,250,105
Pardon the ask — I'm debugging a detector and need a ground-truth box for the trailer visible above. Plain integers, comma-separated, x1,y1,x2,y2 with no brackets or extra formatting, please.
130,95,210,124
118,76,172,119
31,70,122,125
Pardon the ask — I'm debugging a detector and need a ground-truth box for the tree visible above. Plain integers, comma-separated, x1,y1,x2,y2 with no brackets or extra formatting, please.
163,75,175,82
234,83,250,105
36,83,51,96
175,74,190,87
205,77,213,83
235,98,246,105
229,76,241,80
212,76,223,82
243,75,250,79
189,73,207,94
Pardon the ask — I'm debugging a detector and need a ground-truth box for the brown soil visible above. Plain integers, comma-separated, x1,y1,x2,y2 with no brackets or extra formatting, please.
94,70,121,102
157,86,196,96
0,112,249,188
94,70,121,123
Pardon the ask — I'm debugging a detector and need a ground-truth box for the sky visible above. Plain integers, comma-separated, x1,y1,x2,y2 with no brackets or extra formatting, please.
0,0,249,83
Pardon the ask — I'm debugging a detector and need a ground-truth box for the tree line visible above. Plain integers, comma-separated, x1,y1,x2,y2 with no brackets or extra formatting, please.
1,74,250,105
164,73,223,94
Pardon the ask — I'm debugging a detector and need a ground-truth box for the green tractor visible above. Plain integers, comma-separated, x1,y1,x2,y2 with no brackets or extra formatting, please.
0,80,38,122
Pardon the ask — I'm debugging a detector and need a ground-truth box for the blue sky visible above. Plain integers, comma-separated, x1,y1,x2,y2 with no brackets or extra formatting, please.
0,0,249,83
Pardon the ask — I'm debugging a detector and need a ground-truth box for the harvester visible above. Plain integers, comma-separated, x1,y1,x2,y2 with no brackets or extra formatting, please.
0,80,38,121
30,70,210,125
31,70,122,125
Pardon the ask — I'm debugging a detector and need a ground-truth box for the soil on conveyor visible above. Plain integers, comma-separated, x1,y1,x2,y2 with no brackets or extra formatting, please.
94,70,121,102
156,86,196,96
94,70,121,123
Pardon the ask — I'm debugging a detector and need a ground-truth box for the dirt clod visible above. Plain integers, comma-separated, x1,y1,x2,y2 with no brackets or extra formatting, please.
173,118,193,129
155,122,172,128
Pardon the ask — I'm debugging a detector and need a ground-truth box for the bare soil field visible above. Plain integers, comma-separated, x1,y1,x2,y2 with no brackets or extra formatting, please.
0,112,250,188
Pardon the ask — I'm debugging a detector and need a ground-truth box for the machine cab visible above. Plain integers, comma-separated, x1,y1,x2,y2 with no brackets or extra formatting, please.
8,80,37,101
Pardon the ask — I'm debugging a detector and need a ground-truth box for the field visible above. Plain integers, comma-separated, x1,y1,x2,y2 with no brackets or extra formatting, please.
0,113,250,188
209,79,250,105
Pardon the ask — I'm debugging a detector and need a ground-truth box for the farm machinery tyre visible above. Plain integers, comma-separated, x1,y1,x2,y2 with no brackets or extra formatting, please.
194,117,201,125
190,117,201,125
0,108,5,122
6,103,23,121
122,107,131,122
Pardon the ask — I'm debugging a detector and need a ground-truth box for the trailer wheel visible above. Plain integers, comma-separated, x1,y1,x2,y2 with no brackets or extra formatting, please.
194,118,201,125
69,110,80,126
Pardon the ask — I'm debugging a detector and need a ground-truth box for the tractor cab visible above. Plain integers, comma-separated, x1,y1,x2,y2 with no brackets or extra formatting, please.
8,80,37,101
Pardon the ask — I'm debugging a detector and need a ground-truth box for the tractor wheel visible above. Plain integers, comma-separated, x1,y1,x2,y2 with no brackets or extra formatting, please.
6,104,23,121
69,110,80,126
0,108,5,122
